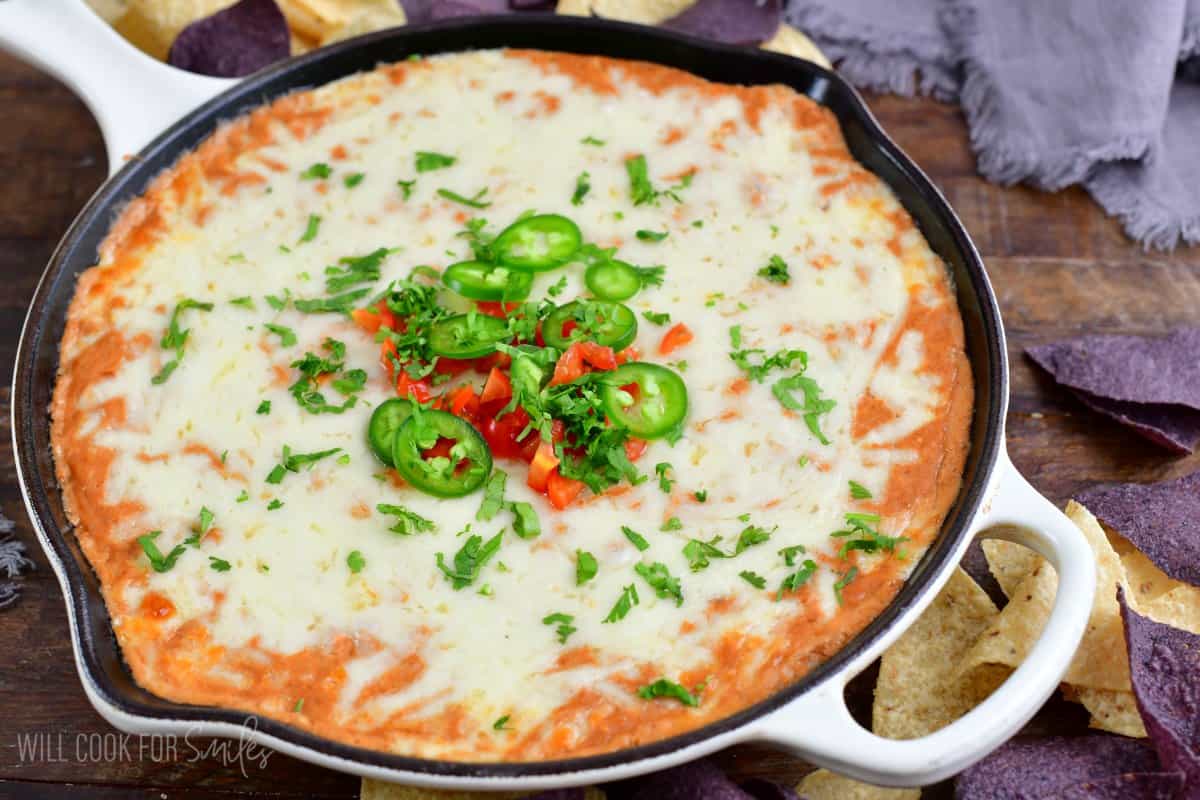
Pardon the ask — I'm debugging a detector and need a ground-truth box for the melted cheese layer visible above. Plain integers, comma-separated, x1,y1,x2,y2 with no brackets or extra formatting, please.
51,49,971,760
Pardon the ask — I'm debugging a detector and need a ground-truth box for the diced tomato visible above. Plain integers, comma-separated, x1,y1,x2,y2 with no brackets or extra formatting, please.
624,438,648,462
482,407,533,460
547,469,586,509
422,437,455,460
449,385,479,418
476,301,519,318
527,441,560,492
396,373,432,403
471,351,511,373
380,339,398,378
550,342,617,385
480,367,512,405
615,346,640,364
658,323,694,355
433,357,472,377
352,300,397,334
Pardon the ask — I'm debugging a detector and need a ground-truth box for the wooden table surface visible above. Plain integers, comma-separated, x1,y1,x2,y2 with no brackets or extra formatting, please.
1,50,1197,799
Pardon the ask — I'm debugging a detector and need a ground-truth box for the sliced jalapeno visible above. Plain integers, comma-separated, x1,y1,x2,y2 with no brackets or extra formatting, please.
427,313,509,359
367,397,415,465
543,300,637,352
584,260,642,302
493,214,582,272
600,362,688,439
442,260,533,301
392,409,493,497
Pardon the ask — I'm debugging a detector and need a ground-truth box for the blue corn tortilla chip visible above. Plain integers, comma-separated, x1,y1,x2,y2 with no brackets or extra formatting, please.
1076,471,1200,586
400,0,509,22
1054,772,1185,799
1120,590,1200,791
1027,328,1200,409
604,759,796,800
662,0,782,46
1027,328,1200,453
167,0,290,78
955,735,1167,799
1072,391,1200,454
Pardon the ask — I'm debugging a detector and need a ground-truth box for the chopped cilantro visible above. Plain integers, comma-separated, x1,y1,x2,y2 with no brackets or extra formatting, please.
397,179,416,200
415,151,456,172
377,503,436,535
265,445,342,484
209,556,232,572
325,247,394,293
547,275,568,297
634,561,683,606
476,470,507,522
757,254,791,285
779,544,807,566
294,699,304,713
642,310,671,326
437,187,491,208
693,489,708,502
264,323,297,347
265,289,291,311
346,550,366,574
625,154,657,206
299,163,331,180
849,480,873,500
830,511,906,559
493,715,511,731
436,532,502,590
576,550,598,585
229,296,255,309
151,298,214,385
137,531,186,573
508,501,541,539
236,490,250,503
622,525,650,552
637,678,700,707
542,612,576,644
734,524,775,554
660,516,683,532
343,172,364,188
683,536,726,571
603,583,639,623
571,171,591,206
331,369,367,396
293,288,371,314
739,570,766,589
581,135,605,146
298,214,322,244
266,499,284,510
772,373,836,444
834,567,858,605
636,229,669,242
655,462,675,493
778,559,818,600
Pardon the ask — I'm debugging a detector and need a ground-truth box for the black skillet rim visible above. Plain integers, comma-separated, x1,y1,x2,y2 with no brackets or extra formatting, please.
11,14,1006,780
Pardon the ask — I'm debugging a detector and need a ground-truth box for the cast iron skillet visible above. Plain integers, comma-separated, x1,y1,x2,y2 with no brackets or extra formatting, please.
1,2,1095,791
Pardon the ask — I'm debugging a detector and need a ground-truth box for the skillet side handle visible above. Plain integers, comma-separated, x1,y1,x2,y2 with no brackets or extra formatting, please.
0,0,235,176
753,458,1097,788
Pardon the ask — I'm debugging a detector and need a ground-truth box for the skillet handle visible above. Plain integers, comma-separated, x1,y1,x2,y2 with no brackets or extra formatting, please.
0,0,235,176
752,455,1096,787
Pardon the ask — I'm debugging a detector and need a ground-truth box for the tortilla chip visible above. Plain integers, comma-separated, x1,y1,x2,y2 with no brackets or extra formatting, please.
795,770,918,800
1067,686,1148,738
981,536,1040,600
556,0,696,24
760,24,830,67
1072,391,1200,454
113,0,236,60
1077,472,1200,586
360,784,604,800
317,0,406,44
873,567,1007,739
961,502,1130,692
1140,585,1200,634
954,735,1171,799
1119,592,1200,790
660,0,781,46
168,0,290,77
276,0,356,41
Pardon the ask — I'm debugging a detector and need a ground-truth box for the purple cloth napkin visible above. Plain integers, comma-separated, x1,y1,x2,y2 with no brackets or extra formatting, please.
787,0,1200,251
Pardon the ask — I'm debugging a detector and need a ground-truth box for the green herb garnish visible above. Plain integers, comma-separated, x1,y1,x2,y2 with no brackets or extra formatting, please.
637,678,699,707
757,254,790,284
542,612,577,644
622,525,650,552
415,151,456,172
603,583,639,623
576,550,598,585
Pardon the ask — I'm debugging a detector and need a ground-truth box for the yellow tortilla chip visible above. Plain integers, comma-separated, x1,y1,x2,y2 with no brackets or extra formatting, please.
981,536,1040,599
1063,686,1147,738
796,769,920,800
361,783,605,800
317,0,407,45
760,24,831,68
113,0,235,60
962,502,1130,692
556,0,695,24
873,567,1007,739
276,0,358,42
85,0,130,24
